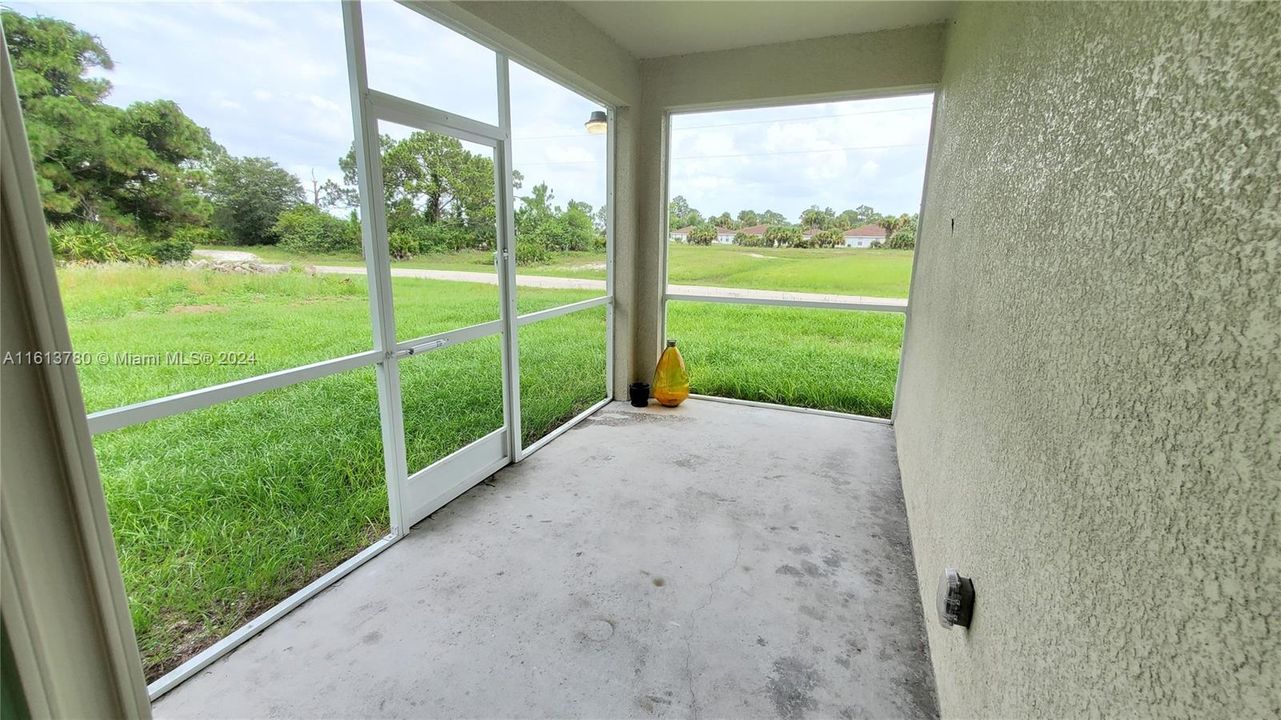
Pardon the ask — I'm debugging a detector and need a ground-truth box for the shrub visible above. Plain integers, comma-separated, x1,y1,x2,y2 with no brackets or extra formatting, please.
515,239,550,265
169,226,229,247
870,240,884,249
885,229,915,250
687,224,716,245
49,222,150,263
274,205,361,254
387,230,418,260
145,238,194,263
391,222,475,257
518,214,593,253
734,231,765,247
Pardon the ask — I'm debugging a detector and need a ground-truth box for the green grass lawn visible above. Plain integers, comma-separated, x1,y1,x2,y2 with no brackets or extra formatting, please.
667,301,903,417
59,262,901,680
221,242,914,298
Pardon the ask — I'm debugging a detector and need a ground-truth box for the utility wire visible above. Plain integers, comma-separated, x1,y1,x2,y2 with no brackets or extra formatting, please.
510,103,933,142
515,141,926,167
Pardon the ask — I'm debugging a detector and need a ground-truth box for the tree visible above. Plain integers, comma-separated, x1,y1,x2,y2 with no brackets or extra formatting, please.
763,225,801,248
885,214,918,250
560,199,598,251
331,132,508,243
799,205,835,229
593,204,608,234
113,100,220,233
876,212,911,242
668,195,703,229
736,209,759,227
4,9,219,234
515,186,598,253
838,205,877,228
687,224,717,245
209,156,304,245
516,182,556,235
759,209,787,226
709,211,735,229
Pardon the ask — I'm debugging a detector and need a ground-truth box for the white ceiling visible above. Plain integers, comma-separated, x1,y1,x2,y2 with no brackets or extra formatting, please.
567,1,957,60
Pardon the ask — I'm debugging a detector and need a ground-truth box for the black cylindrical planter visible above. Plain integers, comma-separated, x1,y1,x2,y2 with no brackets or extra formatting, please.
628,382,650,407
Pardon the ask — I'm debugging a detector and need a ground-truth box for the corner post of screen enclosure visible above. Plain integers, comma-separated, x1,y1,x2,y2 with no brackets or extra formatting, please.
342,0,411,536
495,53,523,461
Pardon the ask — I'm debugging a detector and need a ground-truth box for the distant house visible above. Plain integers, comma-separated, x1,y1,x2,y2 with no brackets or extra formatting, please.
801,226,827,244
842,224,887,248
715,226,735,244
668,225,693,242
736,224,769,241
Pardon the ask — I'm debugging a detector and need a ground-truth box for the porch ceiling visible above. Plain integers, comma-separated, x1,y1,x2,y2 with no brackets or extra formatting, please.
567,1,957,59
154,400,936,718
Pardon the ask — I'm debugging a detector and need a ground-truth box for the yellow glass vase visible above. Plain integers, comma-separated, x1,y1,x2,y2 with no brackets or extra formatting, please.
653,340,690,407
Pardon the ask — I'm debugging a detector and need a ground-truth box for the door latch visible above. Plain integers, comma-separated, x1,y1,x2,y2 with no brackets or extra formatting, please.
390,338,447,359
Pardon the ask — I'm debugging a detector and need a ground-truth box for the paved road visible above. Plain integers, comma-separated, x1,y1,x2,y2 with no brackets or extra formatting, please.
191,252,906,308
310,265,908,308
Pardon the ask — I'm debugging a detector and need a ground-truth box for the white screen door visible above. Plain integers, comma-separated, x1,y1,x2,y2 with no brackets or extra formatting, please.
343,2,521,531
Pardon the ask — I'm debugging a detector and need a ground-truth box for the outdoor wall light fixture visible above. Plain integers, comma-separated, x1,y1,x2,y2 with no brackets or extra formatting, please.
584,110,608,135
937,568,976,629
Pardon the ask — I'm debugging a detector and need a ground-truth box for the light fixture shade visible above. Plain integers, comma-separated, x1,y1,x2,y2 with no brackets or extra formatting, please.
584,110,608,135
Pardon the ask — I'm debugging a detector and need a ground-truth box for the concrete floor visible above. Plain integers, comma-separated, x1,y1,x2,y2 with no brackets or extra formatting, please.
155,399,938,719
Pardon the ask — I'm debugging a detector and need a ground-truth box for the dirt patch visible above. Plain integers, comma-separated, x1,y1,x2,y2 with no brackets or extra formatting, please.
168,304,227,315
747,253,781,260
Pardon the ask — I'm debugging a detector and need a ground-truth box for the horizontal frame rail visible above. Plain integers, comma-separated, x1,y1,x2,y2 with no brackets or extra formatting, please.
86,349,382,435
688,394,891,426
515,295,609,327
665,292,907,314
85,294,613,438
517,396,610,462
393,319,504,357
147,533,401,700
366,89,505,146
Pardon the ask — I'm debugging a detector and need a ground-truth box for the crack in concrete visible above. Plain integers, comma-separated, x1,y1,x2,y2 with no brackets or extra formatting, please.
683,528,745,720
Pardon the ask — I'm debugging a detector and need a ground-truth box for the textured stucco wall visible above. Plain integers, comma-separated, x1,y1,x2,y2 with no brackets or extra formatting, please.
896,2,1280,717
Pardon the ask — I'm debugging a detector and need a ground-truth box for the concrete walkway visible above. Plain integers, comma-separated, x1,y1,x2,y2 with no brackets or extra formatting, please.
310,264,909,308
153,400,938,719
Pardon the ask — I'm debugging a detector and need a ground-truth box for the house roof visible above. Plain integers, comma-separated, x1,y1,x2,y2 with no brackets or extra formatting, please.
672,226,694,233
844,224,887,237
737,224,769,235
716,226,735,233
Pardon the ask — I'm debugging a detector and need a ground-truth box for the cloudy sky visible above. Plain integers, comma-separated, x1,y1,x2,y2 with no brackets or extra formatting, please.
672,94,934,220
8,1,932,220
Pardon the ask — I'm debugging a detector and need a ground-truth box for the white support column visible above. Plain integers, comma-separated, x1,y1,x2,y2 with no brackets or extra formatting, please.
343,1,410,536
495,54,523,460
604,108,617,400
